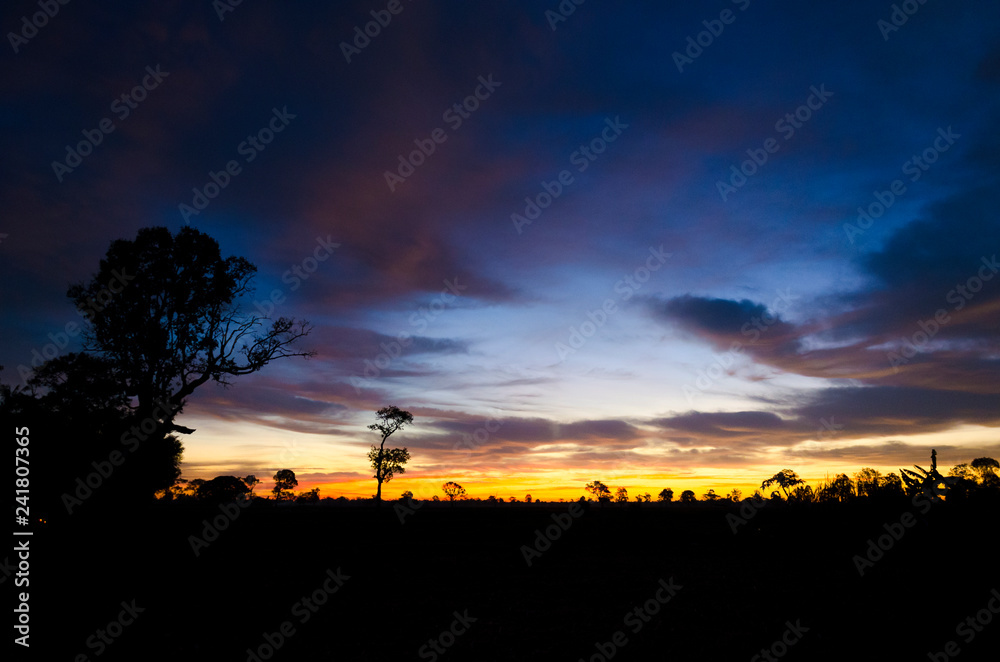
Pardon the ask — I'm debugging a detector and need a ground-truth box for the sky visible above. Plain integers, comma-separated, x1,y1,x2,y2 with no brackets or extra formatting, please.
2,0,999,500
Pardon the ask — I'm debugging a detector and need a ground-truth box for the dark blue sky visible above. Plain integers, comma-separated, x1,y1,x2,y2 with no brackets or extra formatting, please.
2,0,998,497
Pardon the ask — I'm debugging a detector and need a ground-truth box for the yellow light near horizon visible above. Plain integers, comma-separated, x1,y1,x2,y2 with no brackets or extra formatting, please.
175,415,996,501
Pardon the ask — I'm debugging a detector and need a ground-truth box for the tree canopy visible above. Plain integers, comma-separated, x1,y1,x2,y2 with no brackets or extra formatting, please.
68,226,313,430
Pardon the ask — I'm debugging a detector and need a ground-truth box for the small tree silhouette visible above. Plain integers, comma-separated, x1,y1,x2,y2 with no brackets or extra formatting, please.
679,490,696,503
197,476,250,503
657,488,674,502
585,481,611,502
818,473,854,502
760,469,804,500
442,481,466,502
614,487,628,503
272,469,297,500
296,487,320,503
854,468,882,498
242,474,261,498
971,457,1000,487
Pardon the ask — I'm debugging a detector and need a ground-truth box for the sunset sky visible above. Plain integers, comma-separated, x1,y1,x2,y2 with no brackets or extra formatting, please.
2,0,999,500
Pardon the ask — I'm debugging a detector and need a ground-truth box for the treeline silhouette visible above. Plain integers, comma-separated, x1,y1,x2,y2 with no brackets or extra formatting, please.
166,449,999,509
3,226,997,520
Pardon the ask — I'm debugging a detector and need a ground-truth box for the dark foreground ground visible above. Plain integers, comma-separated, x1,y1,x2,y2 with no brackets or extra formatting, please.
20,497,1000,661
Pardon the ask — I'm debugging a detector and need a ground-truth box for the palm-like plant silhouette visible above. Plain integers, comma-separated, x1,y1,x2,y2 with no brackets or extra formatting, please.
900,448,953,499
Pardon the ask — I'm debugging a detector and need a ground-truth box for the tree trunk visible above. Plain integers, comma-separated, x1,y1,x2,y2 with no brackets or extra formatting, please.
374,436,387,508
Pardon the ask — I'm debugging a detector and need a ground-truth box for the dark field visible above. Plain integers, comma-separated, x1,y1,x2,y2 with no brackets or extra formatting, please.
27,498,1000,661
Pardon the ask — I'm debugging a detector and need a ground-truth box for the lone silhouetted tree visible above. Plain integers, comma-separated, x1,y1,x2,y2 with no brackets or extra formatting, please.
657,488,674,502
368,406,413,507
614,487,628,503
680,490,696,503
442,481,466,502
272,469,298,500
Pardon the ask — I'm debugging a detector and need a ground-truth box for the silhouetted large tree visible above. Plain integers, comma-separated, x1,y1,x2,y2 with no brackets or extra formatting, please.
367,406,413,507
65,227,312,500
3,227,313,511
68,226,313,431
